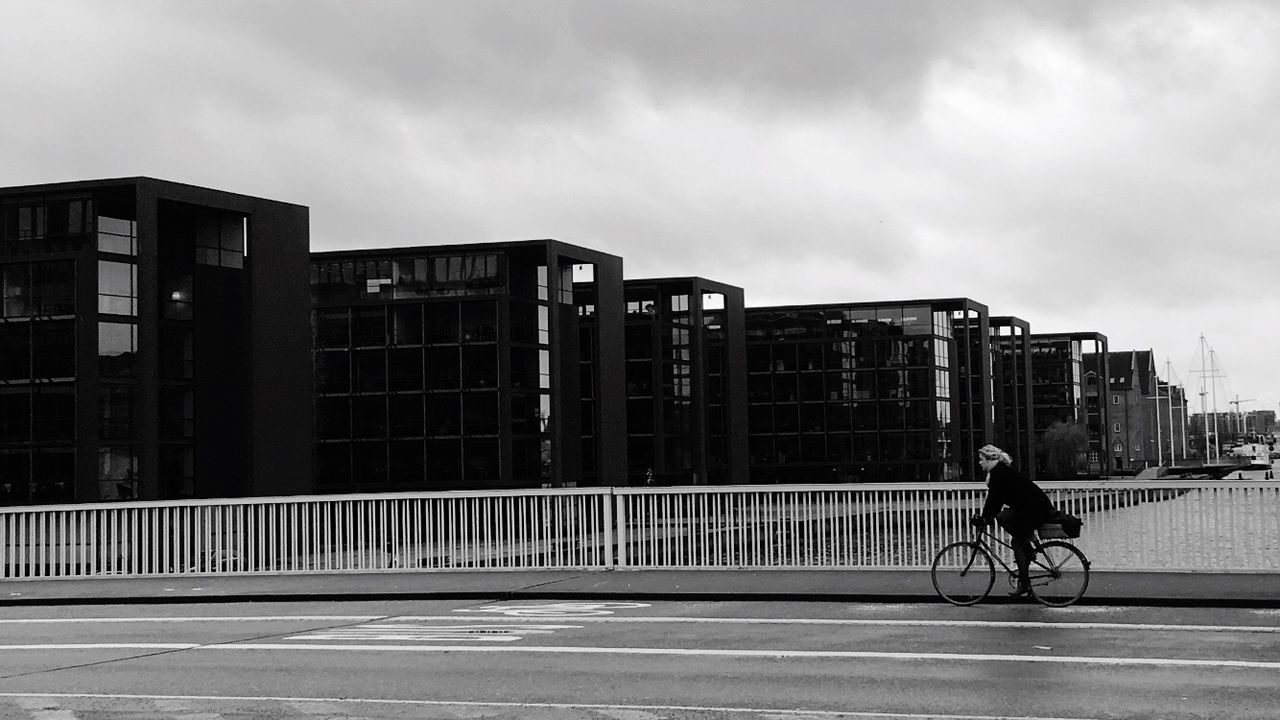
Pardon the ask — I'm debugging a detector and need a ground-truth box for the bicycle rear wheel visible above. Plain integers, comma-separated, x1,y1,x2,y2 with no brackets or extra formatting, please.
931,541,995,606
1030,541,1090,607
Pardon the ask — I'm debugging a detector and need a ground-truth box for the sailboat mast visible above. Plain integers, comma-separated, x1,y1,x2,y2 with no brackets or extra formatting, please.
1209,347,1220,459
1165,358,1176,462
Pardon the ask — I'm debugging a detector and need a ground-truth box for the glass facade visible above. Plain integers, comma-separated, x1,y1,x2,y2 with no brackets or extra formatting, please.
3,179,302,507
1030,332,1109,478
311,242,621,492
0,197,90,504
989,317,1035,480
744,300,988,483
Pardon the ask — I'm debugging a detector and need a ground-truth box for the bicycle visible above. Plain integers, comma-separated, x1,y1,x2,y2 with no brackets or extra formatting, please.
930,520,1091,607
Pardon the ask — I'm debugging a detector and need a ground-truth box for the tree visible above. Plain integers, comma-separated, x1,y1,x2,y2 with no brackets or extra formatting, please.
1038,421,1089,478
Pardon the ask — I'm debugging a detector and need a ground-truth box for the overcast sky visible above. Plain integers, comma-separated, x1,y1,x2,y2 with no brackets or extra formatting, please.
3,1,1277,418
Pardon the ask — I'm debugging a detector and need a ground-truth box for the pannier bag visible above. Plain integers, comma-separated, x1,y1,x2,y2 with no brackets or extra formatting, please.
1038,512,1083,539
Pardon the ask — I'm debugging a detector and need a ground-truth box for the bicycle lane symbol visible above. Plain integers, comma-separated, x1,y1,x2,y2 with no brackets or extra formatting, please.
453,602,652,617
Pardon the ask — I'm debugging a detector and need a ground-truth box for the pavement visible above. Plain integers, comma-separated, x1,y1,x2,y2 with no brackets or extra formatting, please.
2,568,1279,607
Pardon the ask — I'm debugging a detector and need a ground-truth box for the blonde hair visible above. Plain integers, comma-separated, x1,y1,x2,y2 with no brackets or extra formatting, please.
978,444,1013,466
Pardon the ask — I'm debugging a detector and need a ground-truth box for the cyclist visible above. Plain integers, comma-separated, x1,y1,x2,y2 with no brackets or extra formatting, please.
969,444,1056,597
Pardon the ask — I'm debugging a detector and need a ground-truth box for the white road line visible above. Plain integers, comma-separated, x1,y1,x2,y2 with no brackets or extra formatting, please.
0,692,1107,720
209,643,1280,669
0,644,198,650
2,614,1276,633
5,641,1276,669
428,615,1280,633
0,616,382,624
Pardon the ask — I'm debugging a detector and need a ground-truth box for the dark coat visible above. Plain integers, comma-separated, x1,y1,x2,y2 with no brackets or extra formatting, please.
980,462,1056,529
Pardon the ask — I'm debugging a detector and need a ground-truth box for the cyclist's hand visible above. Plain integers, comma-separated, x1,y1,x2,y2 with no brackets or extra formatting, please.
969,514,988,528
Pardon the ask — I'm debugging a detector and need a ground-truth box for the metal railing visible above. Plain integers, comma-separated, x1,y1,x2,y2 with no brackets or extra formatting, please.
1,488,614,579
2,480,1277,580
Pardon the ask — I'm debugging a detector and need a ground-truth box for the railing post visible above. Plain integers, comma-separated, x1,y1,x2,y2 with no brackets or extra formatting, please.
614,490,628,568
602,489,615,568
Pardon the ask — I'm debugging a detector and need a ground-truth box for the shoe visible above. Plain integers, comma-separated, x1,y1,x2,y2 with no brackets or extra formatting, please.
1008,581,1031,597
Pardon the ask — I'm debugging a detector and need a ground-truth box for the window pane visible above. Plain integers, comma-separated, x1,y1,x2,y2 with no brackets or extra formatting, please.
463,392,498,435
315,309,350,348
0,392,31,442
99,386,136,440
461,300,496,343
352,396,387,438
389,394,424,438
353,349,387,392
462,346,497,389
34,261,75,315
387,348,422,391
97,260,137,316
316,396,351,440
390,305,423,345
352,307,386,347
0,324,29,380
98,322,136,377
33,320,74,378
426,394,461,436
2,263,30,317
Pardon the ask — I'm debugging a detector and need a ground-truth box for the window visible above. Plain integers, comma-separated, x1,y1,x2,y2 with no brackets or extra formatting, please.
98,447,138,500
99,387,136,440
1,263,29,317
195,212,246,268
34,261,75,315
97,260,137,316
1112,423,1121,433
98,322,136,377
97,216,137,255
1112,395,1120,405
32,320,74,379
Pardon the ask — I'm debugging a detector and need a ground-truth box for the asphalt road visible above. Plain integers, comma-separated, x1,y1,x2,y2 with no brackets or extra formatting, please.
0,599,1277,719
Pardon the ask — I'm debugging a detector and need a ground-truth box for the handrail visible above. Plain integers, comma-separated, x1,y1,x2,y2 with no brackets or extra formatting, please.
2,480,1276,578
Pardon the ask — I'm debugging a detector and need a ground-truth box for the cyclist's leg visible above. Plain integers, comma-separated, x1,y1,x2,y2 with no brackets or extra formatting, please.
996,510,1033,591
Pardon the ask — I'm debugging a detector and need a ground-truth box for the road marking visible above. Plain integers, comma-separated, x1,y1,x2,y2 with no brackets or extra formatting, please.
204,643,1280,669
426,614,1280,633
0,692,1109,720
287,623,581,642
455,602,651,616
5,641,1276,669
0,644,198,650
3,613,1276,633
0,616,382,624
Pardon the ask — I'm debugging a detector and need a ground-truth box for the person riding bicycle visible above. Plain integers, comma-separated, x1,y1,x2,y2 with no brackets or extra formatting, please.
969,444,1056,597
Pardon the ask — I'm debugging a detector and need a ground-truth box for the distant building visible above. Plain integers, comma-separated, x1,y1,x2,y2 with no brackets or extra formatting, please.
989,316,1035,480
744,298,991,483
1031,332,1108,478
0,178,312,505
310,240,625,491
580,277,748,486
1088,350,1188,471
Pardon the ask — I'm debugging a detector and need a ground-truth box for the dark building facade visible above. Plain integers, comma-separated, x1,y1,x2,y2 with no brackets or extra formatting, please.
1030,332,1108,478
744,298,991,484
989,316,1035,479
585,277,748,486
310,240,625,491
0,178,312,505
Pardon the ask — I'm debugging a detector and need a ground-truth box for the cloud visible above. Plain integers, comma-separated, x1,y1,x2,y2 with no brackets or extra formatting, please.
2,0,1278,407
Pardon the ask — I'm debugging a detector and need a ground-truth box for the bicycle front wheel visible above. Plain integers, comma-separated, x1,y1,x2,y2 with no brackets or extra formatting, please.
1030,541,1090,607
931,541,995,606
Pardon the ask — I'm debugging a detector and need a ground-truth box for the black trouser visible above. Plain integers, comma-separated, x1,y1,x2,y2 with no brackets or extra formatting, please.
996,509,1036,582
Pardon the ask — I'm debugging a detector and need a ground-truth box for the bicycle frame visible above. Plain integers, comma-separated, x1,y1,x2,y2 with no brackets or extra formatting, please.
967,526,1067,586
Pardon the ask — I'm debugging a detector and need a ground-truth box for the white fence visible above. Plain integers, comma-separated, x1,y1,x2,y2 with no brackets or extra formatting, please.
2,481,1277,580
